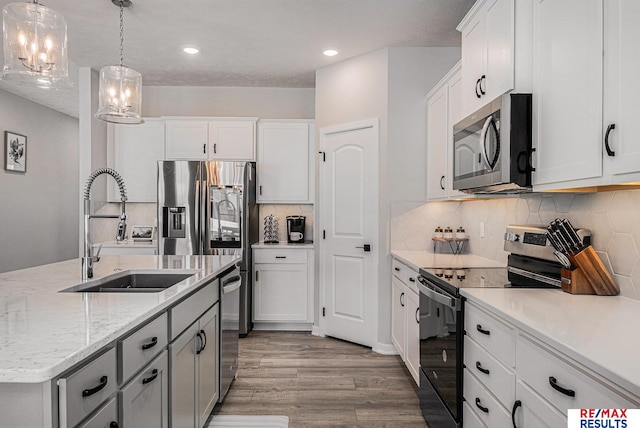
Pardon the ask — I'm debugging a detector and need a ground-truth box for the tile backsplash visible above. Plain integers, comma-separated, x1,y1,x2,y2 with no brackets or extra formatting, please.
258,204,314,243
390,190,640,300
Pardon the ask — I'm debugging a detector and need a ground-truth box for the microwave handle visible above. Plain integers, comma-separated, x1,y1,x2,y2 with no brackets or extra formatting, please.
480,116,500,171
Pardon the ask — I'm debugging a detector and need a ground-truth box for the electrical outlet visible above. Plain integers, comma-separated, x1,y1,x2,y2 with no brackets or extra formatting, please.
480,222,485,238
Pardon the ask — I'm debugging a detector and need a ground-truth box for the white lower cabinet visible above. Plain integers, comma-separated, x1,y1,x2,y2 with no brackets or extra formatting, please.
78,397,118,428
464,300,638,427
169,304,219,428
120,351,169,428
390,258,420,385
252,248,314,328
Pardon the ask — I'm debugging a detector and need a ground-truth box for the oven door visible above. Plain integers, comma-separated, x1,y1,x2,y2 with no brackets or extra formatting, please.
417,275,463,427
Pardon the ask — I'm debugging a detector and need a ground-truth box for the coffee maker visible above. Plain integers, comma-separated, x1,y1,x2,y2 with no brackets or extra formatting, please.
286,216,306,243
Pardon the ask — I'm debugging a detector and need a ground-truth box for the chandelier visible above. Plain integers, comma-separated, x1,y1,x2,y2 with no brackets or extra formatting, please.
1,0,70,89
95,0,143,124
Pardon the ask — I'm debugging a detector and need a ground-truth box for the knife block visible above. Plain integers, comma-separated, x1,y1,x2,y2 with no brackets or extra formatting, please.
560,267,596,295
566,246,619,296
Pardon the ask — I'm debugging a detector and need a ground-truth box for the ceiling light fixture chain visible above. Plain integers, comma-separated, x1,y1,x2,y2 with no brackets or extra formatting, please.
119,0,124,68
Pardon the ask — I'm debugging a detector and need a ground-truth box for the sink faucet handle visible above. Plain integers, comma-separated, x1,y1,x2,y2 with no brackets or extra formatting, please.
116,220,127,241
94,243,103,262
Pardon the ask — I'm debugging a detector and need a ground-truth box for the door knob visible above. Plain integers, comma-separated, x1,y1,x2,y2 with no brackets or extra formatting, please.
356,244,371,252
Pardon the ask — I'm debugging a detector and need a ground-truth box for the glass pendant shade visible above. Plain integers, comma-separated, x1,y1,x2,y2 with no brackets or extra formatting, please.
95,65,143,124
1,1,70,89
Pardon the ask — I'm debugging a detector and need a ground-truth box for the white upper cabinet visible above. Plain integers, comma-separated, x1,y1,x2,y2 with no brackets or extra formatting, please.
108,118,165,202
257,120,314,204
426,63,468,201
165,120,208,160
164,118,257,161
458,0,515,117
531,0,603,187
208,119,256,160
603,0,640,178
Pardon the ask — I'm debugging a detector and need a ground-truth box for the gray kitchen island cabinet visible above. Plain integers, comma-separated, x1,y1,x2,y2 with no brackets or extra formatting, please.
0,255,236,428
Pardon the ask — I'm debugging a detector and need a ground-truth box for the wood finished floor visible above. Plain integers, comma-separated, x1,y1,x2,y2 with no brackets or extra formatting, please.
211,331,428,427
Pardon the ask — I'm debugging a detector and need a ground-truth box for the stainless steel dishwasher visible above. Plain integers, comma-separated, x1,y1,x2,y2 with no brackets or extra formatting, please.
219,265,241,402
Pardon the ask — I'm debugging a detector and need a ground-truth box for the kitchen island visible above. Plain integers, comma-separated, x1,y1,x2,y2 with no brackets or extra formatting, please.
0,254,240,427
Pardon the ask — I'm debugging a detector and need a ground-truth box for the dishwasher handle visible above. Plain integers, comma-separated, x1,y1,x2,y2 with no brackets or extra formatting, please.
222,276,242,294
417,276,458,310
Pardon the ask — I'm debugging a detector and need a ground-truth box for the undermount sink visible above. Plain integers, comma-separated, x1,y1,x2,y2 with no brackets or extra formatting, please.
62,270,200,293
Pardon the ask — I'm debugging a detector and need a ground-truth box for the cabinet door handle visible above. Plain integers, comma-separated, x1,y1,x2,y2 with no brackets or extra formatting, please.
214,143,217,154
256,271,259,281
440,175,445,190
141,336,158,350
548,376,575,397
476,78,482,98
415,307,420,324
203,143,206,154
142,369,159,385
259,185,262,195
604,123,616,156
475,361,490,375
394,267,400,272
475,397,489,413
480,75,486,95
200,329,207,352
196,332,204,355
110,423,119,428
400,292,405,307
476,324,491,335
511,400,522,428
82,376,108,397
409,277,416,283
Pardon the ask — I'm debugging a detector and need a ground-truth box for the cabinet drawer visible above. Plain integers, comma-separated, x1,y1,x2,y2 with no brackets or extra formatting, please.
464,368,511,427
58,347,117,428
253,249,307,264
464,336,515,409
465,302,515,367
77,397,118,428
516,333,637,415
170,281,219,340
463,401,487,428
119,313,168,384
391,259,406,283
405,267,419,294
515,379,567,428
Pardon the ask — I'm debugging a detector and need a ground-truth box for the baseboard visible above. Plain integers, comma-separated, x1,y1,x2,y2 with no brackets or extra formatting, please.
311,325,323,337
373,342,398,355
253,322,313,331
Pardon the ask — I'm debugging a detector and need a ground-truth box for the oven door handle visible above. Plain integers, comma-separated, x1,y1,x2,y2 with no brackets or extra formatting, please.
417,276,457,309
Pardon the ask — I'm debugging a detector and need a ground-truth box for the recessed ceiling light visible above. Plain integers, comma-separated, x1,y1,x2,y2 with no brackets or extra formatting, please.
323,48,340,57
182,46,200,55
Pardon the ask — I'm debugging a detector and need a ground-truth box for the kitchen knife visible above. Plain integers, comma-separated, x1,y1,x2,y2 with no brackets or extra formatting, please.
546,229,563,252
554,219,579,253
561,219,584,251
553,230,573,255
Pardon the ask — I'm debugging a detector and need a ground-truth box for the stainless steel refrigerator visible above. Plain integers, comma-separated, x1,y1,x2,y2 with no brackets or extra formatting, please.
157,160,258,336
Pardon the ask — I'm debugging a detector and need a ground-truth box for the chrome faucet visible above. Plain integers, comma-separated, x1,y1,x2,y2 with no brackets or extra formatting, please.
82,168,128,280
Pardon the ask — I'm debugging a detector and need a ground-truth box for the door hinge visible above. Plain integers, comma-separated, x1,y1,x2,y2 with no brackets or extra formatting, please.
322,307,326,317
318,151,326,162
322,230,326,239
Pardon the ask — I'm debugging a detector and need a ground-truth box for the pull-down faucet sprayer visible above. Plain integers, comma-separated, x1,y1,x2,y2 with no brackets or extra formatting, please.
82,168,128,280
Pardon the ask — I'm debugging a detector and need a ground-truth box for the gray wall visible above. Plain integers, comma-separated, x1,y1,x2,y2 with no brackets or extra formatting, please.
0,89,79,273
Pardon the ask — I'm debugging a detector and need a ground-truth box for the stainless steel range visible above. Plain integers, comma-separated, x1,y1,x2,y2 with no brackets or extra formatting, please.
416,225,591,427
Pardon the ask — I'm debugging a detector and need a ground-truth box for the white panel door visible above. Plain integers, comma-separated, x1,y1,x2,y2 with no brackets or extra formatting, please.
603,0,640,176
426,84,449,201
208,120,255,160
320,120,378,347
531,0,603,186
165,121,208,160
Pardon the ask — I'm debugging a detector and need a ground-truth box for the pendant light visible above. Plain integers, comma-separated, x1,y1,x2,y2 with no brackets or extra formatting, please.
1,0,70,89
95,0,143,124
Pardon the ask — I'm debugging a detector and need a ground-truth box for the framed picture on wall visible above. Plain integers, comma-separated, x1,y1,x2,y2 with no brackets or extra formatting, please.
4,131,27,173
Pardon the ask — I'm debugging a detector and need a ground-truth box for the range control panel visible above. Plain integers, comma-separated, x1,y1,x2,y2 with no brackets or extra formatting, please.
503,225,591,262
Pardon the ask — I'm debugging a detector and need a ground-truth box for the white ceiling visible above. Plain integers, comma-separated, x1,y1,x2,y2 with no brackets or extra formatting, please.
0,0,475,118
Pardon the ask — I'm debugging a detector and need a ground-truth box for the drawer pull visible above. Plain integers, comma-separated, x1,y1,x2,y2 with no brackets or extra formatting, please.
82,375,108,397
142,369,158,385
475,397,489,413
141,336,158,350
110,423,119,428
475,361,490,375
511,400,522,428
394,267,400,272
275,256,287,259
409,277,416,282
549,376,575,397
476,324,491,335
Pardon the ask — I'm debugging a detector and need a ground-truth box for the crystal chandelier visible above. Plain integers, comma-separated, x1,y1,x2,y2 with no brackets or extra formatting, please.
1,0,70,89
95,0,143,124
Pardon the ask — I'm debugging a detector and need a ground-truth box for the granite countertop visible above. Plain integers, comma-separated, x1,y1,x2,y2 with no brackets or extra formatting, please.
0,254,239,383
252,241,314,249
391,250,505,271
94,240,157,247
461,288,640,401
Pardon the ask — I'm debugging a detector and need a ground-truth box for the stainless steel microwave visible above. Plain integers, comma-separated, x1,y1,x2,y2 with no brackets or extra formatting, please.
452,93,533,193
